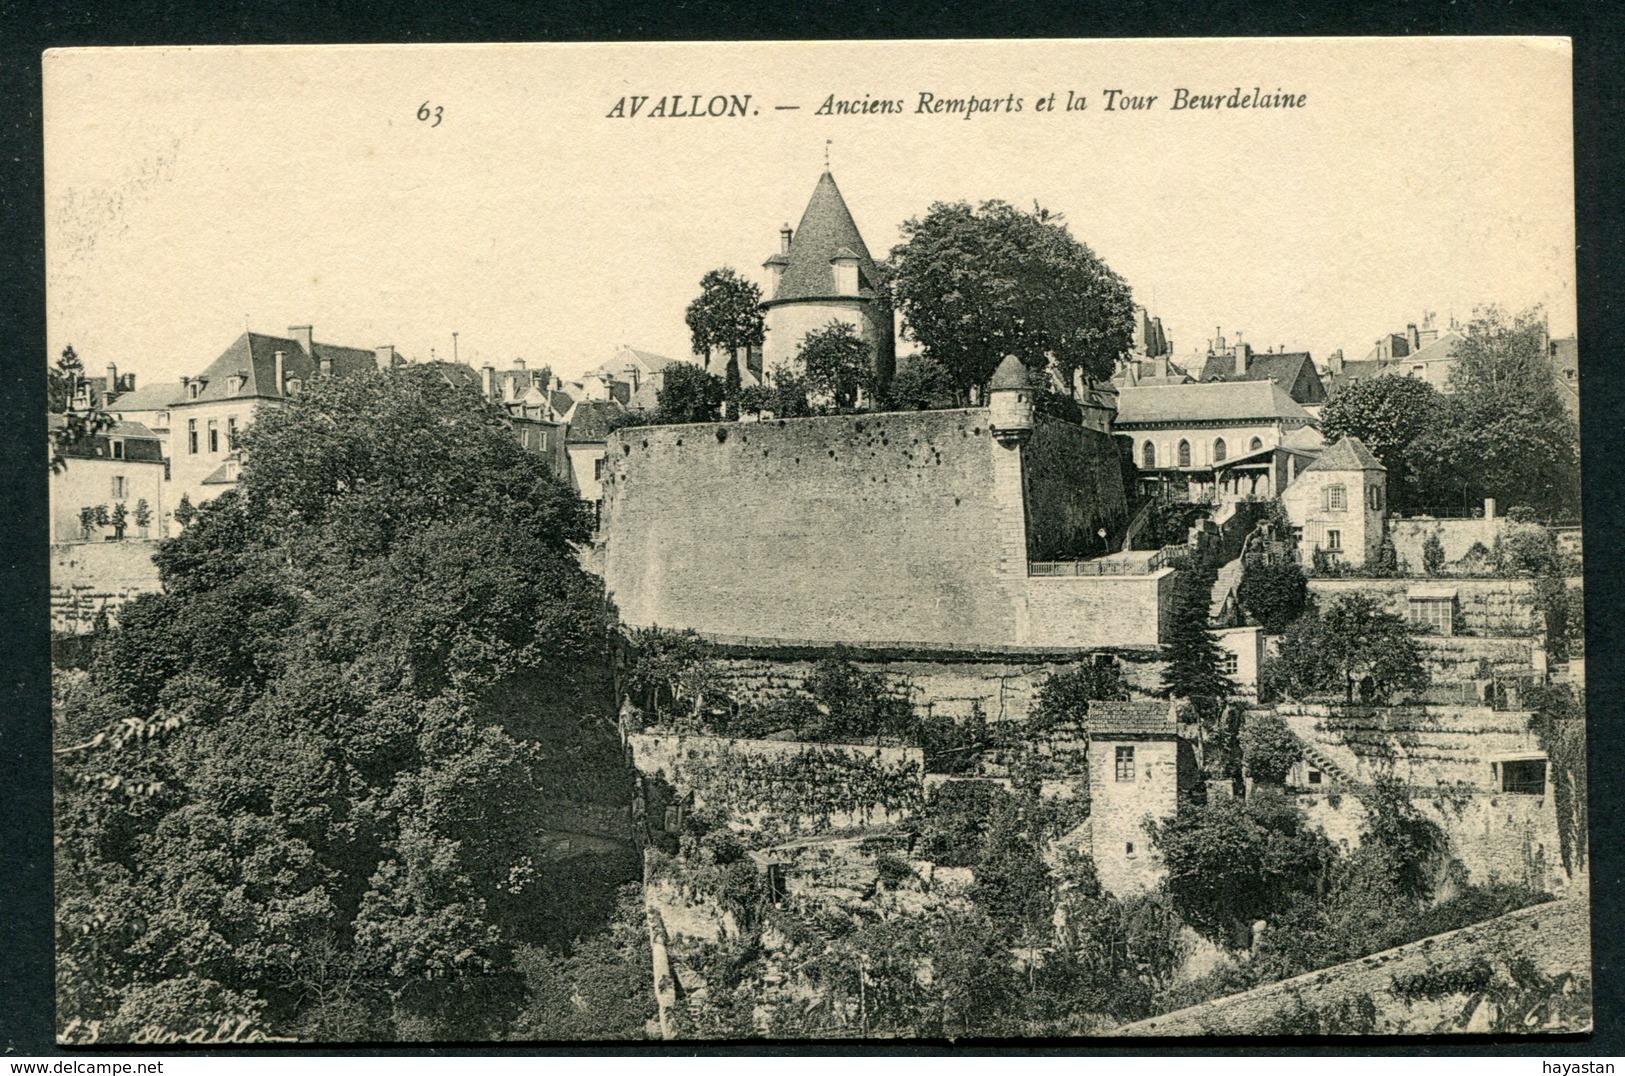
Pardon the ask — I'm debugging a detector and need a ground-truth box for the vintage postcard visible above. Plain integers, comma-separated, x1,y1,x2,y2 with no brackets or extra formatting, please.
44,38,1586,1042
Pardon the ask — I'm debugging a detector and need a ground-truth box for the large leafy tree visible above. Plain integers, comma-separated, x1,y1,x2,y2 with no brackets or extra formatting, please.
684,267,765,369
1149,790,1336,949
1275,595,1428,703
1320,375,1449,513
797,320,874,409
54,368,629,1042
888,200,1135,401
1434,306,1581,519
652,361,726,424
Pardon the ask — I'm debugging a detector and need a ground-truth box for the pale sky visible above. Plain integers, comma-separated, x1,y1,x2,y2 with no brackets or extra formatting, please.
44,38,1575,387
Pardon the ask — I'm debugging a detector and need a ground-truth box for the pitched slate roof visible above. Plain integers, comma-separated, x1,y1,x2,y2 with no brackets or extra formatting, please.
1202,351,1325,404
765,171,880,303
566,400,631,444
179,332,378,405
1304,435,1385,473
1086,700,1179,738
107,382,186,413
421,361,483,391
1114,380,1316,426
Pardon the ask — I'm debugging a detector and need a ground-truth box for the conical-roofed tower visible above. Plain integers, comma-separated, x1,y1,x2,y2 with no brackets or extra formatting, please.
760,171,895,391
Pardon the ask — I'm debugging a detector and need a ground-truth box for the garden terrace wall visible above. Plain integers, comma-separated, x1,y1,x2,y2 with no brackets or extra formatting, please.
1306,577,1542,636
626,731,925,838
1388,516,1505,569
50,540,163,634
1113,897,1588,1035
600,409,1158,650
713,650,1167,725
1283,705,1564,892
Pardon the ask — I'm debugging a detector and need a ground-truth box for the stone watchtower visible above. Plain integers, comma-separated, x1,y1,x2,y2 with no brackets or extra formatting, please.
760,171,896,389
987,354,1036,443
1086,700,1184,897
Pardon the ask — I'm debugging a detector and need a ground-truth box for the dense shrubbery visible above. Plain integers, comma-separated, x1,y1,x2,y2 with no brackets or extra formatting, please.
54,370,632,1042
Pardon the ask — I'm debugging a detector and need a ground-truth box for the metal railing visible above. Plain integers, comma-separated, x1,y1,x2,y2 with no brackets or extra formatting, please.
1029,545,1184,577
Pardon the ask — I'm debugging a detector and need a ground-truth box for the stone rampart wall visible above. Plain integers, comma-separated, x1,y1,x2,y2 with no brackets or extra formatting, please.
601,410,1153,650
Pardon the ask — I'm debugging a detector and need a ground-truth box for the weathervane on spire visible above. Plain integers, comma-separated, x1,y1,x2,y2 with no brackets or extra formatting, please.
825,139,832,170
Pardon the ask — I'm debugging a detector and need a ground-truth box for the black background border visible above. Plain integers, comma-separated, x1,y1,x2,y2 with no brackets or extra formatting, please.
2,0,1620,1057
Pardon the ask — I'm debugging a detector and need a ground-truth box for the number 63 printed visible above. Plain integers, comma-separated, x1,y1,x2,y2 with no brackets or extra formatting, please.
417,101,443,127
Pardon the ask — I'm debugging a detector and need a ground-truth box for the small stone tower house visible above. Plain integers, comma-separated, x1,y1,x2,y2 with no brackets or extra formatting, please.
1087,700,1183,897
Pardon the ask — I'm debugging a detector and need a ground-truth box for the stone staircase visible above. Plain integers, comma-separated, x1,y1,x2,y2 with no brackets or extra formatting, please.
1209,555,1245,624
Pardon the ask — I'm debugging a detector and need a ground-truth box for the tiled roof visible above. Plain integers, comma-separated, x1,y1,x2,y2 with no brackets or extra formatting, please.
765,171,880,303
549,389,576,416
603,346,680,376
178,332,378,405
1086,700,1178,738
566,399,631,443
1304,435,1385,473
1114,380,1316,426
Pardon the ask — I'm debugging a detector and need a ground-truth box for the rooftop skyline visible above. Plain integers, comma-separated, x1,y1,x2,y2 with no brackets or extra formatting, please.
45,38,1575,387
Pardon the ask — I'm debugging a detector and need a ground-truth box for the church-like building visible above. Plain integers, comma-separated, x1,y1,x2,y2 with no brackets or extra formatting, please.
760,171,896,392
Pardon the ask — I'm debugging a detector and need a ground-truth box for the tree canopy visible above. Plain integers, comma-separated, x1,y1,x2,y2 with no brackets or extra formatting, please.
1439,307,1580,518
652,362,726,424
797,320,874,409
684,267,765,366
1320,375,1449,514
1274,595,1428,703
887,200,1135,401
55,368,632,1041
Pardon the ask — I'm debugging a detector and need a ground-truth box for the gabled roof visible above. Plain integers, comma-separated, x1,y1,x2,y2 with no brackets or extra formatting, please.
1114,380,1316,426
107,382,186,412
421,361,483,391
179,332,377,404
1304,435,1385,473
1086,699,1179,739
566,399,631,443
606,346,680,376
1404,331,1463,366
1202,351,1325,404
765,171,880,303
549,389,576,416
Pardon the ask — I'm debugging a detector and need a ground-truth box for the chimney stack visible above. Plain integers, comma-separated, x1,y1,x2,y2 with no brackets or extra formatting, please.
374,345,396,371
273,350,286,396
289,325,314,355
1328,349,1345,375
482,364,496,400
105,363,119,401
780,223,793,253
1407,323,1421,351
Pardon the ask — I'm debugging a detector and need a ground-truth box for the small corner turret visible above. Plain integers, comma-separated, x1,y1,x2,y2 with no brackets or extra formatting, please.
988,355,1035,444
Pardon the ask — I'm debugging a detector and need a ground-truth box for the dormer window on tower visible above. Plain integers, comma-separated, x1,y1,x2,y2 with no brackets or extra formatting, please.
831,248,861,296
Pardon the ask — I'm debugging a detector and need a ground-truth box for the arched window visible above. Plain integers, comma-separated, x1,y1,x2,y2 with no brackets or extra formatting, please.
1250,436,1264,452
1177,440,1191,467
1142,441,1156,468
1213,438,1227,463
